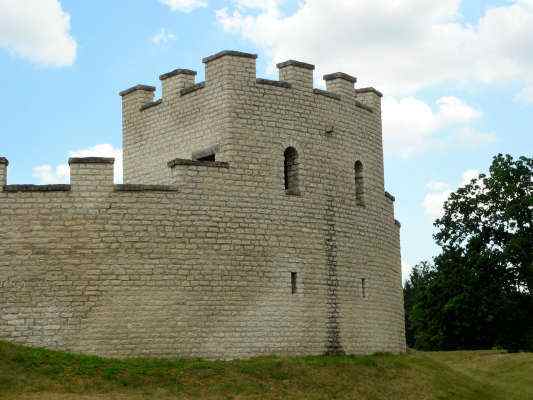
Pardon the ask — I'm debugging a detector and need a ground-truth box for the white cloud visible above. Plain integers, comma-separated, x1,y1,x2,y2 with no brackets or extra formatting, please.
150,28,177,46
516,85,533,103
402,259,413,284
422,169,479,220
460,169,480,186
435,97,482,124
216,0,533,100
422,185,453,221
231,0,284,12
382,96,490,157
33,144,123,184
32,164,70,185
453,127,497,148
159,0,207,12
0,0,76,67
426,181,450,192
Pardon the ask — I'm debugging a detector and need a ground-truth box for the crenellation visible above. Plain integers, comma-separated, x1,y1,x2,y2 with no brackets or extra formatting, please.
120,85,156,119
0,157,7,188
324,72,357,97
204,50,257,88
160,69,196,100
69,157,114,192
0,50,405,360
277,60,315,91
354,87,383,111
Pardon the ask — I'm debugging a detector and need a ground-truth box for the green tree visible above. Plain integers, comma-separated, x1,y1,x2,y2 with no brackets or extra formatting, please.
404,261,434,349
404,154,533,351
434,154,532,293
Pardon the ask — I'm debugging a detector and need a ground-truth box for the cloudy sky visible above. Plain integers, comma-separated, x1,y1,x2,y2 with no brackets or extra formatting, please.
1,0,531,280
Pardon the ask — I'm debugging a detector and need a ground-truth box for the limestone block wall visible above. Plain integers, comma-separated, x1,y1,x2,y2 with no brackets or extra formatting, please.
0,50,405,359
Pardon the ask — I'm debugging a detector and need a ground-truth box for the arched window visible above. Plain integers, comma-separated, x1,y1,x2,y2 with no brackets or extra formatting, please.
284,147,299,195
354,160,364,206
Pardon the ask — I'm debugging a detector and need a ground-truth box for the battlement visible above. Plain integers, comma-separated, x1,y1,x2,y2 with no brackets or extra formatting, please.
0,157,113,193
0,156,232,193
119,50,381,115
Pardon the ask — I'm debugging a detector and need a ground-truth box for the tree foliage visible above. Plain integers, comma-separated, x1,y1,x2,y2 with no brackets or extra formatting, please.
435,154,533,293
404,154,533,351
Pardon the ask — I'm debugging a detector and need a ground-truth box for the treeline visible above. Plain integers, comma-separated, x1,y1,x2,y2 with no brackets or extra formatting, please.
404,154,533,351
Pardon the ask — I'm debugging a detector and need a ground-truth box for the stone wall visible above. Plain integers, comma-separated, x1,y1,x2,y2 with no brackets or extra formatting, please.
0,50,406,359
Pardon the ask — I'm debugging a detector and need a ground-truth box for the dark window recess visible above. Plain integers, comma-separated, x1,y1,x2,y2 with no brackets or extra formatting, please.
291,272,298,294
197,154,215,162
361,278,366,298
284,147,299,194
354,160,365,206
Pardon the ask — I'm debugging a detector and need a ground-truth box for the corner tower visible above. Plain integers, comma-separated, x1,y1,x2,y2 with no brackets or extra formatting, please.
116,50,405,356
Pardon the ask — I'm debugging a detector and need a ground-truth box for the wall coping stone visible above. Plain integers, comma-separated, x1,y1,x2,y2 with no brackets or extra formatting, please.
313,89,341,101
68,157,115,165
0,157,8,166
276,60,315,70
180,82,205,96
355,87,383,98
202,50,258,64
4,184,71,192
385,191,396,202
168,158,230,169
119,84,156,97
323,72,357,83
256,78,291,88
140,99,162,111
115,184,178,192
159,69,197,81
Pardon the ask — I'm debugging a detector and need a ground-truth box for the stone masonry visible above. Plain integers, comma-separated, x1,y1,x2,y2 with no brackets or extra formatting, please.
0,50,406,359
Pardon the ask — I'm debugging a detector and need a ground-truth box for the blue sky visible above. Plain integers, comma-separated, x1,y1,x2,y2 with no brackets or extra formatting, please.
1,0,532,280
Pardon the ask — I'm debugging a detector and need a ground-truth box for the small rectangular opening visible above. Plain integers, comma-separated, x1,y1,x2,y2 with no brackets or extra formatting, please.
361,278,366,298
291,272,297,294
197,154,215,162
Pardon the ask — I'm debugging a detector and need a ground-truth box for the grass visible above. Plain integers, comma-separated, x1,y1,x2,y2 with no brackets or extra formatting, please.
0,341,531,399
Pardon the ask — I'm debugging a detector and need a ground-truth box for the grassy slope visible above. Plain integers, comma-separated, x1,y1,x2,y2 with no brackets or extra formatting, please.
0,341,531,400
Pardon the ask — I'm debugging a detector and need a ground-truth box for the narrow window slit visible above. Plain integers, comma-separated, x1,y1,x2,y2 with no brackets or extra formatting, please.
354,160,364,206
284,147,299,195
291,272,298,294
361,278,366,298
